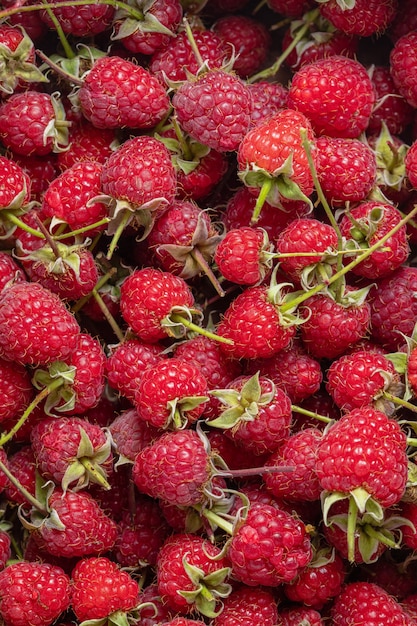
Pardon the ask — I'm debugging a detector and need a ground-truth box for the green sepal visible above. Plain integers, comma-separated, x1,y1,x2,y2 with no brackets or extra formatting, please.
161,304,204,339
32,361,77,416
45,91,71,154
18,475,66,532
0,31,48,95
61,427,112,492
166,394,209,429
368,121,408,191
80,608,132,626
179,557,232,618
112,12,175,40
386,351,408,375
15,239,84,278
315,0,356,7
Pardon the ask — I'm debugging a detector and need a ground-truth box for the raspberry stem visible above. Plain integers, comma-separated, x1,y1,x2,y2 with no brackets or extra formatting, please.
0,0,144,22
382,391,417,414
0,210,45,239
91,287,125,342
347,495,358,563
0,459,47,513
40,0,74,59
191,248,225,298
52,218,111,240
291,404,332,424
280,202,417,314
169,313,234,345
251,178,272,224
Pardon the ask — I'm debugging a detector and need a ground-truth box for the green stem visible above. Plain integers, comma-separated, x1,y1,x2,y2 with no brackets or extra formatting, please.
0,379,63,447
382,391,417,414
171,116,193,161
182,17,204,68
199,508,234,536
280,202,417,314
251,178,273,224
363,524,399,549
53,218,111,240
106,209,132,261
169,313,234,345
248,8,320,83
300,128,344,300
79,458,111,490
347,495,358,563
0,0,144,22
1,210,45,239
291,404,332,424
0,459,46,513
40,0,74,59
71,268,116,314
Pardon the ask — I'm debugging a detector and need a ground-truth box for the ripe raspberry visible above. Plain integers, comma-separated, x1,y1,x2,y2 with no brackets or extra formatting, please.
0,155,31,218
264,427,323,502
238,108,315,216
39,0,114,35
71,556,140,622
284,544,345,609
212,14,271,78
276,217,339,286
30,415,112,491
326,349,402,413
339,201,409,279
136,583,174,625
248,80,289,127
212,586,278,626
267,0,315,18
315,135,377,205
78,55,170,129
228,502,313,586
245,339,322,403
31,489,118,558
106,338,164,403
331,581,415,626
149,29,231,83
132,429,212,507
0,281,80,366
367,65,414,135
299,290,371,360
119,267,196,343
109,407,162,462
215,226,274,285
0,561,71,626
112,0,183,56
135,357,208,429
0,90,69,156
156,533,230,617
216,284,297,359
173,69,253,153
0,251,26,292
209,372,292,455
287,55,375,138
390,30,417,108
316,406,408,509
57,119,117,170
319,0,398,37
369,266,417,351
0,357,33,423
41,160,108,235
277,607,324,626
4,445,36,505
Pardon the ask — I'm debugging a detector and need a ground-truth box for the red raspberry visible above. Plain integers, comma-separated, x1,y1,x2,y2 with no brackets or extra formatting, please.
276,217,339,286
245,339,322,403
41,160,108,235
132,429,212,507
0,90,69,156
0,281,80,366
326,349,401,413
136,583,174,625
79,55,170,129
0,155,31,213
149,29,231,83
390,30,417,108
406,139,417,189
112,0,183,56
367,65,414,135
287,55,375,138
264,427,323,502
57,120,117,170
216,284,297,360
212,14,271,78
215,226,274,285
398,502,417,551
31,489,118,558
369,266,417,351
0,357,33,423
228,502,313,586
0,561,70,626
315,135,377,205
331,581,415,626
339,200,409,279
248,80,289,127
267,0,315,18
114,494,170,568
109,407,162,462
319,0,398,37
106,338,164,403
173,69,253,153
156,533,230,617
299,290,371,360
4,445,36,505
212,586,278,626
71,556,140,622
284,545,345,609
119,267,196,343
238,108,315,216
30,415,112,491
135,357,209,429
389,0,417,41
0,251,26,293
0,23,45,96
39,0,114,35
316,406,408,509
277,607,324,626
